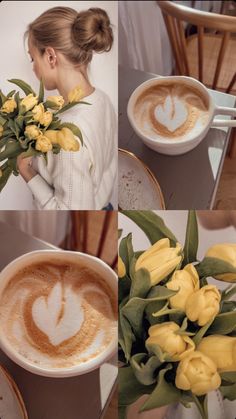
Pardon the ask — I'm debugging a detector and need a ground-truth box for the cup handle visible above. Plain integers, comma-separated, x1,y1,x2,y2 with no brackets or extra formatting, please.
212,105,236,127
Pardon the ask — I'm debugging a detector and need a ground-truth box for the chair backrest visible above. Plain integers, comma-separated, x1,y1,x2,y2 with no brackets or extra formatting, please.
157,1,236,92
67,211,118,270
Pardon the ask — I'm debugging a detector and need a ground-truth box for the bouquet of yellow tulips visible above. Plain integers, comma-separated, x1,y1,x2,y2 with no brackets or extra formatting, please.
119,210,236,419
0,79,87,192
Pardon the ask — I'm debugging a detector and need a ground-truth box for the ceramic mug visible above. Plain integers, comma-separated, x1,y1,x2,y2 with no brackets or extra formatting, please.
0,250,117,377
127,76,236,156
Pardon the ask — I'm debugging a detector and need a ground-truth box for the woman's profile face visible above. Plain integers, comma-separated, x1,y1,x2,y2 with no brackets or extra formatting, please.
28,37,57,90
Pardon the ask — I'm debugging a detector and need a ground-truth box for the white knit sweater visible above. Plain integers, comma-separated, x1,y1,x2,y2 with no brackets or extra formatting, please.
27,88,117,209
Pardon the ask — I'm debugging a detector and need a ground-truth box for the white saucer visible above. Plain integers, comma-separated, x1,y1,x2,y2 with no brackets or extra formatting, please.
0,365,28,419
118,149,165,210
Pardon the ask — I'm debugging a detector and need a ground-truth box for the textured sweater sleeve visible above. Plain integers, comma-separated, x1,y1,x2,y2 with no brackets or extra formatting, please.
27,144,95,209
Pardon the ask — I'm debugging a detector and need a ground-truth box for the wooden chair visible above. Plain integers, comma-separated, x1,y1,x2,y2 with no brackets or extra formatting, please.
157,1,236,156
62,211,118,270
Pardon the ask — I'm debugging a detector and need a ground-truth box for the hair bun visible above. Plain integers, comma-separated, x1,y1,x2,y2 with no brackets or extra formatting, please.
72,7,113,53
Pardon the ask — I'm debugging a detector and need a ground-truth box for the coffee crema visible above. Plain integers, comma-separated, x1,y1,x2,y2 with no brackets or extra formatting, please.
0,261,117,369
133,82,210,141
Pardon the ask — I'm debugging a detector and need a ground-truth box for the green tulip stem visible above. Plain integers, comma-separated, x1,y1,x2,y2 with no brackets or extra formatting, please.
152,307,181,318
192,395,208,419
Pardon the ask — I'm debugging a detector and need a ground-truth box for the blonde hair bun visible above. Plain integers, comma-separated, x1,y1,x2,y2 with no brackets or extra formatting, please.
72,8,113,53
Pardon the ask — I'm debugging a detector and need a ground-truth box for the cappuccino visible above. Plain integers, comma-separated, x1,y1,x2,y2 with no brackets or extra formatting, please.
0,260,117,369
133,81,210,142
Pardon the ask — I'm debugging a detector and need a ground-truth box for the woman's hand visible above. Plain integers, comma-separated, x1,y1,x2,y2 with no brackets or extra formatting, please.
17,154,37,183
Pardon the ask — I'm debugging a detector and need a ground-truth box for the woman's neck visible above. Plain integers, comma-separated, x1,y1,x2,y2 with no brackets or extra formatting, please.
56,66,94,103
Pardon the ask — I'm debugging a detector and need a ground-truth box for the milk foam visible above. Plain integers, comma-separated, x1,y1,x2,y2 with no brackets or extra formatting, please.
134,82,209,141
0,261,117,369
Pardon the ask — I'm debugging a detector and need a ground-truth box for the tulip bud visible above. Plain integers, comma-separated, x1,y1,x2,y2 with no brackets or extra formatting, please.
185,285,221,326
32,104,45,122
39,111,53,127
47,95,64,110
205,243,236,282
198,335,236,372
21,94,38,112
135,238,182,286
68,86,84,103
118,256,126,278
57,128,80,151
44,130,58,144
25,125,42,140
167,264,199,311
1,98,17,114
175,351,221,396
35,135,52,153
146,322,195,361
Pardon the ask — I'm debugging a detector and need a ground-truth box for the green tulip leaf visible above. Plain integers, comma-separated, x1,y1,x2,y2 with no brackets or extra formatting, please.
121,211,177,246
193,319,214,346
0,140,22,162
0,164,12,192
14,91,21,107
55,101,91,116
0,90,8,105
220,372,236,384
38,79,44,103
220,383,236,401
15,115,25,130
7,90,16,98
129,268,152,299
20,144,41,159
119,233,134,280
8,79,36,96
192,395,209,419
140,364,181,412
122,287,177,338
130,353,162,385
47,120,61,130
196,257,236,280
8,157,19,176
169,311,186,326
119,275,131,303
119,365,155,408
0,115,7,125
145,341,171,363
208,311,236,335
44,100,60,110
118,406,127,419
183,210,199,265
220,301,236,313
221,284,236,301
119,298,136,362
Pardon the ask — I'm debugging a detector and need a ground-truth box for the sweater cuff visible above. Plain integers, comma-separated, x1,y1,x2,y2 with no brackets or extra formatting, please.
27,174,54,207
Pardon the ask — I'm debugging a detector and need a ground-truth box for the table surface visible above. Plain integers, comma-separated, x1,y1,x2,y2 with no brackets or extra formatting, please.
0,222,117,419
119,66,236,209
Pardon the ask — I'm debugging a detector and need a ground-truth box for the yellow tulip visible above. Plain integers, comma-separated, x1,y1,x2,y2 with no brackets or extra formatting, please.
68,86,84,103
44,130,58,144
35,135,52,153
146,322,195,361
135,238,182,286
25,125,42,140
21,94,38,112
205,243,236,282
118,256,126,278
39,111,53,127
57,128,80,151
175,351,221,396
167,264,199,311
47,95,64,110
0,125,3,137
1,98,17,113
185,285,221,326
198,335,236,372
32,103,45,122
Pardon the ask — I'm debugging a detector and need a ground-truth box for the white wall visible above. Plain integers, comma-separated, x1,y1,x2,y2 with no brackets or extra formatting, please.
0,0,118,209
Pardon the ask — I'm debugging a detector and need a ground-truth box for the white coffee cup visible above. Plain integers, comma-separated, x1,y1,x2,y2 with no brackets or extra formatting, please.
0,250,117,378
127,76,236,156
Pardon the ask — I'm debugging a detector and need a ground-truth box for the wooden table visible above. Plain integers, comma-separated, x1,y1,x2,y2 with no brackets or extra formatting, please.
119,66,236,209
0,221,117,419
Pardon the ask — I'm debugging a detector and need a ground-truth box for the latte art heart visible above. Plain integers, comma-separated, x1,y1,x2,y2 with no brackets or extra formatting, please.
154,96,188,132
32,283,84,346
0,261,117,369
134,82,209,141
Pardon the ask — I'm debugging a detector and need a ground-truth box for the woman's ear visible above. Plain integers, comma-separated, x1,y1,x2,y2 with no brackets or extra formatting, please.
45,47,57,68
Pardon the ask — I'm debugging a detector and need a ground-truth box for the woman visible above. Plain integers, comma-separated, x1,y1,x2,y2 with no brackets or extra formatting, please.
18,6,117,209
